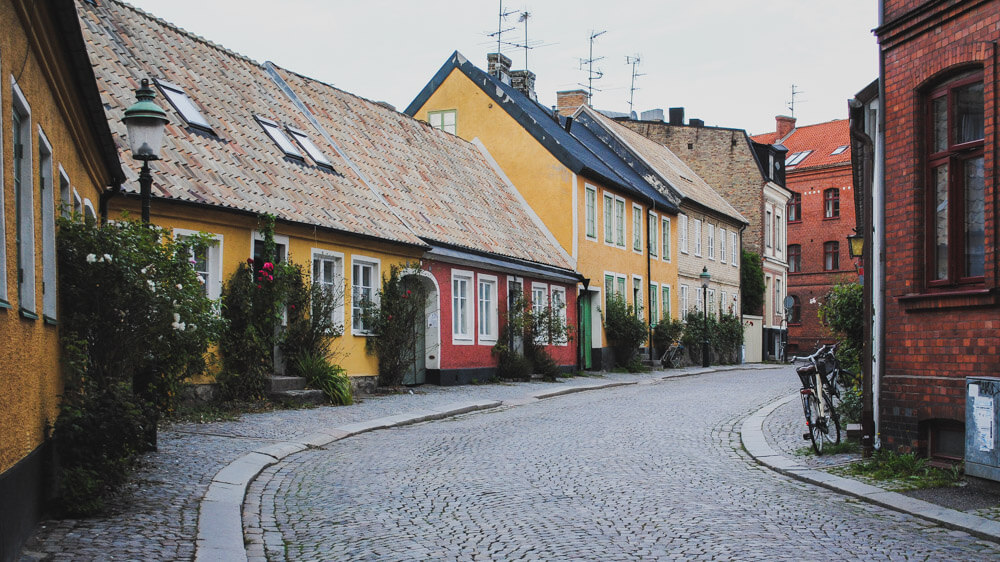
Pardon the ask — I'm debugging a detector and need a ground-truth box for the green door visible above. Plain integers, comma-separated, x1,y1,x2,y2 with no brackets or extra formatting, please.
580,292,592,369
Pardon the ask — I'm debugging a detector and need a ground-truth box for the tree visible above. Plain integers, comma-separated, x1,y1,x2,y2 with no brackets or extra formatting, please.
741,249,765,316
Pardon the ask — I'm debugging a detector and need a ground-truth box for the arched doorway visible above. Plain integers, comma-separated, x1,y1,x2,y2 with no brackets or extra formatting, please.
402,271,440,385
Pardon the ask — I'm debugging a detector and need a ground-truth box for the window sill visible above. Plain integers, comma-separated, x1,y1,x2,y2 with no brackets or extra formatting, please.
823,216,841,221
453,337,474,346
43,315,58,326
20,308,39,321
0,299,11,310
897,287,998,311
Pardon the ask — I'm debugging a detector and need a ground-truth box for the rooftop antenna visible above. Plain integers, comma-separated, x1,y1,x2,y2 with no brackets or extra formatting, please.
518,11,531,69
487,0,518,56
579,30,606,103
786,83,806,117
626,55,645,115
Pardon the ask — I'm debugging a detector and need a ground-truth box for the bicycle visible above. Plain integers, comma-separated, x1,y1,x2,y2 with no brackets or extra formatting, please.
790,344,843,455
660,342,685,369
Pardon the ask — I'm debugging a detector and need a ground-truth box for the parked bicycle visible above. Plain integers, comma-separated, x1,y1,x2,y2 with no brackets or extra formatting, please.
790,344,847,454
660,342,685,369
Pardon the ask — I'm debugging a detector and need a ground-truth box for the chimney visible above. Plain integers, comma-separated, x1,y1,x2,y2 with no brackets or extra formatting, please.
668,107,685,126
556,89,590,117
689,118,704,128
487,53,512,84
509,69,537,101
776,115,796,138
640,108,664,122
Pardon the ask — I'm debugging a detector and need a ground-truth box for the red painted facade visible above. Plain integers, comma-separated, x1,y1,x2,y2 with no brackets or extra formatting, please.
876,0,1000,454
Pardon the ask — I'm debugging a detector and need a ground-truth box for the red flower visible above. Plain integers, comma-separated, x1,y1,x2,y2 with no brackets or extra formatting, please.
406,289,412,295
246,258,254,266
388,315,393,320
290,304,295,310
257,284,262,289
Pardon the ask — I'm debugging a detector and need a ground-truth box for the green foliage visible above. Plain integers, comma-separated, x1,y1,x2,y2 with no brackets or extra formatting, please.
843,449,963,490
681,311,744,365
362,264,428,388
280,263,345,376
294,352,353,405
600,293,648,367
492,291,572,381
818,282,864,374
741,250,765,316
652,318,685,354
838,384,863,424
53,216,221,515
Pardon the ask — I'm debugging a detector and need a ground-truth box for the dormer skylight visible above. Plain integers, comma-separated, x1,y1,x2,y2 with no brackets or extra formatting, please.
256,116,302,159
831,145,848,155
287,127,332,167
156,79,212,131
785,150,813,167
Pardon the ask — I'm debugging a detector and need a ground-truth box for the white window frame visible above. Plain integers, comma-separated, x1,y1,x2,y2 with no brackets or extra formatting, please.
707,223,715,260
695,287,703,313
775,278,783,315
721,290,728,316
39,128,56,323
662,217,671,262
251,231,290,263
175,228,224,302
82,199,96,222
708,289,716,317
58,165,71,219
679,214,688,254
477,273,499,344
156,79,213,131
256,115,303,159
661,284,671,320
775,213,783,256
287,126,332,167
550,285,568,346
603,192,614,245
0,66,5,307
350,256,380,336
614,196,626,248
427,109,457,134
719,227,727,264
648,211,658,257
72,188,82,216
731,232,739,266
632,203,643,253
12,78,34,317
693,219,703,257
585,185,597,240
451,269,474,344
680,284,689,319
649,281,659,324
765,209,773,249
631,274,643,315
531,282,549,344
311,248,346,331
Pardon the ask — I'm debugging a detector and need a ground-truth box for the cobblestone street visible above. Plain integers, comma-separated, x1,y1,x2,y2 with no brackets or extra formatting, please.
248,368,1000,560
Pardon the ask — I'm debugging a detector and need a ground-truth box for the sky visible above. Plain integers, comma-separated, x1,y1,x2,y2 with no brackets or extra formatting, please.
122,0,879,136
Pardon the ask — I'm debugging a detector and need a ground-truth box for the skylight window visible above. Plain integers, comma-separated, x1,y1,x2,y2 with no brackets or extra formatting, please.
256,116,302,158
831,145,848,155
287,127,332,167
785,150,813,166
156,79,212,131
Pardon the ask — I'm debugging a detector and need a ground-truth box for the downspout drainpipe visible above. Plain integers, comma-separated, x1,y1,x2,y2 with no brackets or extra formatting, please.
98,181,122,225
647,201,654,362
738,221,747,361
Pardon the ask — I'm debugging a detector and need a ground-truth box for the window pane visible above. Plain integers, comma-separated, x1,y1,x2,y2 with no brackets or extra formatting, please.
955,82,984,144
932,96,948,153
290,130,332,166
586,189,596,238
604,195,613,243
615,200,626,246
633,207,642,251
964,156,985,278
933,164,949,280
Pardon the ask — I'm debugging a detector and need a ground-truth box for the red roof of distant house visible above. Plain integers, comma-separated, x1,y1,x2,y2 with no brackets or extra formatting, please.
751,119,851,170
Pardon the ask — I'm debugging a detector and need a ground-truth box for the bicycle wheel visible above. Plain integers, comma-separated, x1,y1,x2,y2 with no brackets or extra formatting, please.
823,392,842,446
803,392,822,455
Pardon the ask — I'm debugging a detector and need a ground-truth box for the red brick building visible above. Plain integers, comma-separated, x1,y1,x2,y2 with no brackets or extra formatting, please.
753,119,858,355
873,0,999,457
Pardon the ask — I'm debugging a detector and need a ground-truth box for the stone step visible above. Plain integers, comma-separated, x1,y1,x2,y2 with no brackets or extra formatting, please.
268,388,327,406
268,375,307,392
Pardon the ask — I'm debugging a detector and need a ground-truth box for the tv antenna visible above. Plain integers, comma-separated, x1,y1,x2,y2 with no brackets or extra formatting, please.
579,30,606,102
485,3,547,70
787,84,806,117
487,0,518,56
626,55,645,115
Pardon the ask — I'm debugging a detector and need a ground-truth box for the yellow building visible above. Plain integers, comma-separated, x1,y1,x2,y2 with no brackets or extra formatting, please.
0,0,124,556
407,52,680,368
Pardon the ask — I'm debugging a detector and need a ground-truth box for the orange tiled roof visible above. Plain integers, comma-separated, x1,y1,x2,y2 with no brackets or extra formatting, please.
751,120,851,170
78,0,571,270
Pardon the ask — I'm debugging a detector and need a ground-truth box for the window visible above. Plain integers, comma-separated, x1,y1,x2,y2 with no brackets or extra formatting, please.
789,295,801,324
615,198,626,247
72,189,82,216
787,193,801,222
824,241,839,271
720,291,728,315
695,287,703,313
680,284,689,318
632,205,642,252
632,276,642,315
648,212,658,257
585,186,597,239
730,232,739,266
452,271,473,341
312,249,345,330
661,285,671,320
428,109,457,134
707,223,715,259
352,258,378,334
604,273,615,309
532,283,548,343
603,193,614,244
649,282,658,323
252,232,288,264
0,75,5,306
926,71,985,285
177,230,224,301
785,150,812,167
59,167,71,219
719,228,727,263
550,286,567,344
39,131,56,322
478,275,498,343
661,217,671,261
707,289,716,317
693,219,702,256
679,214,689,254
287,127,332,167
775,213,783,254
617,276,626,300
774,278,782,315
12,80,34,318
156,79,212,131
788,244,801,273
765,210,772,248
256,116,303,158
831,145,848,155
824,189,840,219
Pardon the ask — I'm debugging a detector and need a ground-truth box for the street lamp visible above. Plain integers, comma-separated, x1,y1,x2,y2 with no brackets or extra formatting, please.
700,266,711,367
847,231,864,258
122,79,168,223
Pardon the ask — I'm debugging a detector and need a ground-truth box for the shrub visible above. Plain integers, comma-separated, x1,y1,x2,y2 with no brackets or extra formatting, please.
652,318,685,354
294,352,353,405
601,293,648,367
362,264,428,388
818,282,863,374
281,263,345,376
493,291,572,381
741,250,765,316
681,311,743,365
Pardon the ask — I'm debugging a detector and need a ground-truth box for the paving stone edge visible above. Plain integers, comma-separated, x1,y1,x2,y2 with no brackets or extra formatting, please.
741,394,1000,544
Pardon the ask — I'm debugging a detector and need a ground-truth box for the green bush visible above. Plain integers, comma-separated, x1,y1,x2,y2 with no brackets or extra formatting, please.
819,282,863,374
601,293,648,367
492,291,572,381
838,384,863,424
741,250,765,316
681,311,743,365
362,264,428,388
652,318,684,355
295,352,353,405
281,263,344,376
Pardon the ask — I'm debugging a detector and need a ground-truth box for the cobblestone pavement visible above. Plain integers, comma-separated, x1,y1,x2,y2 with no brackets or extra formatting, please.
250,368,1000,560
19,369,681,561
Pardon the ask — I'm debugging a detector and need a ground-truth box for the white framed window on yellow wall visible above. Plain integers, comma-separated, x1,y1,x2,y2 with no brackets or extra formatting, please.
428,109,457,134
585,186,597,240
662,217,671,261
648,212,658,257
632,204,643,253
603,193,614,244
615,197,626,247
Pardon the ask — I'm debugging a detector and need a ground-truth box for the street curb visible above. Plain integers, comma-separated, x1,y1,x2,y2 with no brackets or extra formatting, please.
741,394,1000,544
194,399,501,562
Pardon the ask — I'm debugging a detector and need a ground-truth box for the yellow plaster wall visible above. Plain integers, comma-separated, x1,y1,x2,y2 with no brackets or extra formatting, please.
0,0,116,474
113,199,424,380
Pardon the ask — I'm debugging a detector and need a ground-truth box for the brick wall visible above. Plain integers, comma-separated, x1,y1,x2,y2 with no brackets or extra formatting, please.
877,0,1000,452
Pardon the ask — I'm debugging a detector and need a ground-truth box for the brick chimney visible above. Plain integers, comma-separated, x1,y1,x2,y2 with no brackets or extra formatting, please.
487,53,512,84
556,89,589,116
510,69,537,101
776,115,796,138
